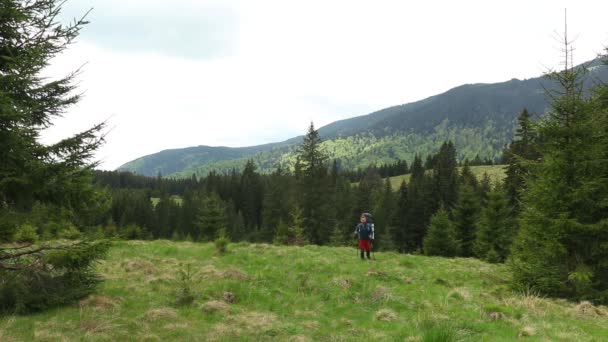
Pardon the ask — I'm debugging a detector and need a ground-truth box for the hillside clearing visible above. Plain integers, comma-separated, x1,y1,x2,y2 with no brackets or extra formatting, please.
387,165,507,190
1,240,606,341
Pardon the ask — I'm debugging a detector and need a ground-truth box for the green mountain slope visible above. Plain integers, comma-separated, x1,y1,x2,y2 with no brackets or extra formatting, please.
3,240,607,340
119,59,608,177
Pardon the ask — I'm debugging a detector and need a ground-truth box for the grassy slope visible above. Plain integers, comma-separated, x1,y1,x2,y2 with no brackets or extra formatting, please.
2,241,607,341
387,165,507,190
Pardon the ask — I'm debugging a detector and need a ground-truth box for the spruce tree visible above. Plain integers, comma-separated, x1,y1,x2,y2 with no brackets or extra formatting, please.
452,184,481,257
402,155,436,252
332,174,355,245
294,123,331,244
509,50,608,302
460,162,479,190
433,142,459,209
390,181,409,252
355,165,382,215
372,178,396,250
503,108,539,210
261,166,291,242
474,187,515,263
423,208,460,257
195,194,227,241
239,160,264,231
0,0,109,313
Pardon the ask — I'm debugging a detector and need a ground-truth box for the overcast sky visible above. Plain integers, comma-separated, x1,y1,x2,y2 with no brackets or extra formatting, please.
41,0,608,170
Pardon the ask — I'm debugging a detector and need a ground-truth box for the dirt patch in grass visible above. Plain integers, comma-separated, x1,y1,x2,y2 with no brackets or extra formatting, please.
366,269,389,278
34,328,66,341
574,301,608,317
144,307,178,322
222,267,249,281
199,265,249,281
206,323,241,341
200,265,221,278
230,311,279,332
331,277,353,290
79,295,122,311
202,300,231,314
301,320,320,331
375,309,397,322
488,312,505,321
371,286,393,302
121,258,157,275
518,326,536,337
80,320,115,335
162,323,189,331
223,291,237,304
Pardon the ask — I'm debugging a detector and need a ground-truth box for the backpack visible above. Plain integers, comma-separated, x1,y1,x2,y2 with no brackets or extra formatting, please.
357,213,375,240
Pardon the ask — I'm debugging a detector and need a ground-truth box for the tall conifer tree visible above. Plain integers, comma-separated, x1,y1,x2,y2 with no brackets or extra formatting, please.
294,123,331,244
510,48,608,302
0,0,109,313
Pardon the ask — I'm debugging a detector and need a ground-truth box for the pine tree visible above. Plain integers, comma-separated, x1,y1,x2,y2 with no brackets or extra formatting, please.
460,162,479,190
433,142,459,209
239,159,264,230
0,0,109,313
474,188,515,263
452,184,481,257
509,47,608,302
261,166,291,242
503,108,539,210
478,172,492,205
401,155,436,252
355,165,382,215
423,208,460,257
195,194,226,241
332,175,355,245
329,224,347,246
390,181,409,252
372,178,396,250
273,206,308,246
294,123,331,244
154,193,171,238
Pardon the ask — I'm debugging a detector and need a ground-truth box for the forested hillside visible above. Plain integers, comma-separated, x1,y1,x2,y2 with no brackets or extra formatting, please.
119,59,608,178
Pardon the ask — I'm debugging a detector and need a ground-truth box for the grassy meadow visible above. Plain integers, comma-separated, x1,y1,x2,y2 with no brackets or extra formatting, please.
387,165,507,190
1,240,607,341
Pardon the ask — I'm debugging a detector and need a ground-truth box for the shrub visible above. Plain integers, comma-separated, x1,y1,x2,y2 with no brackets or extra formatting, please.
120,224,144,240
423,208,460,257
57,224,81,240
215,229,229,255
172,264,196,307
0,240,111,314
13,224,39,243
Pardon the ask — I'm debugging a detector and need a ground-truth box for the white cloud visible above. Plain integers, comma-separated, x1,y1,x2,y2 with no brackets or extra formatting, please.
42,0,608,170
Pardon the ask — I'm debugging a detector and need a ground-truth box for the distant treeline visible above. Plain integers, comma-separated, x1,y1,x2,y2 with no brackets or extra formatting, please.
93,136,501,253
341,153,497,182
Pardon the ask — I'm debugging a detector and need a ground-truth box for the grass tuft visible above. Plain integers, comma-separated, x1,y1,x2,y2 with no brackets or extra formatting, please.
375,308,398,321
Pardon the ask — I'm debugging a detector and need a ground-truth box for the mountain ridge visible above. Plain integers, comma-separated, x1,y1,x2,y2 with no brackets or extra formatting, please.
118,58,608,177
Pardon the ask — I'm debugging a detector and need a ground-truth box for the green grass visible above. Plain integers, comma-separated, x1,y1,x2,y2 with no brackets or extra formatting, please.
387,165,507,190
2,240,608,341
151,195,183,207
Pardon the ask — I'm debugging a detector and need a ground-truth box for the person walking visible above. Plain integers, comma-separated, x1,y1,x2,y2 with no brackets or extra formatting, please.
354,213,374,260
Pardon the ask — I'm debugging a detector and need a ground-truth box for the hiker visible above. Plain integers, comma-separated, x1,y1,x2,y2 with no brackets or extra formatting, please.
354,213,374,260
